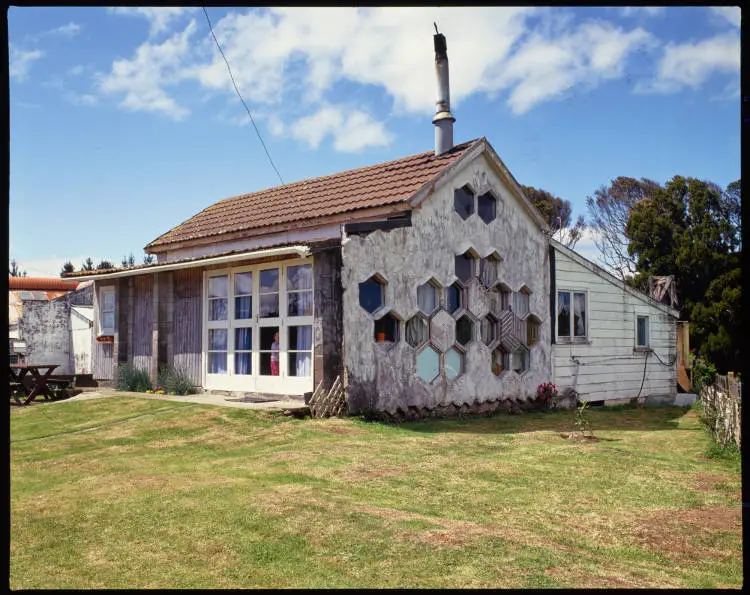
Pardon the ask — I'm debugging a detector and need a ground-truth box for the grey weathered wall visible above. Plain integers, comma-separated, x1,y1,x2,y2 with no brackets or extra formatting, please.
172,268,202,385
132,275,154,375
313,246,343,392
341,151,551,416
23,300,72,374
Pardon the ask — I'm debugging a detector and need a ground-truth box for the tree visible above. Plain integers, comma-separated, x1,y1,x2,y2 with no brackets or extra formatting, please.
121,253,136,268
625,176,741,372
81,257,94,271
60,261,75,276
96,260,115,270
586,177,662,280
9,258,26,277
143,253,155,265
521,185,586,248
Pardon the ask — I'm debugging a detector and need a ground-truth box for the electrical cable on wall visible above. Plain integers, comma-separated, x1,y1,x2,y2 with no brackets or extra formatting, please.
202,6,284,185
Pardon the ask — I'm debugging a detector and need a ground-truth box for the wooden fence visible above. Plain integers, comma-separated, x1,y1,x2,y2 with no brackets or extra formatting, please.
700,374,741,448
309,376,347,418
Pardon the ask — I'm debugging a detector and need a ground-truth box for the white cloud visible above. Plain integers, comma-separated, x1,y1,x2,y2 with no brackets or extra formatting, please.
640,33,740,93
98,21,197,121
109,7,198,38
66,92,99,106
290,106,391,152
620,7,665,18
9,47,44,80
48,22,82,37
68,65,84,76
710,6,741,28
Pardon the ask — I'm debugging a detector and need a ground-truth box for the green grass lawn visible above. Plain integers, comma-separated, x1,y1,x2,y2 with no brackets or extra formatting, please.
10,397,742,589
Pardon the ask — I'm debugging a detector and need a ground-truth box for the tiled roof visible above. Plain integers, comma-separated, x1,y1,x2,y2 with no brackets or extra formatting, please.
147,139,480,249
8,277,80,291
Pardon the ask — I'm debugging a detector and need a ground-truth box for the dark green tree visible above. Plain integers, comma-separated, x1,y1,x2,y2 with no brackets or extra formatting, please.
96,260,115,270
143,253,155,265
625,176,741,372
9,258,26,277
81,257,95,271
60,261,75,276
121,253,136,268
521,185,585,248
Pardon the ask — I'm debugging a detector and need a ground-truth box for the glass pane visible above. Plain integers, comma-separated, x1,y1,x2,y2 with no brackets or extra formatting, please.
208,352,227,374
455,254,474,283
235,327,252,351
260,326,279,351
289,325,312,350
454,186,475,219
209,298,228,321
288,352,312,376
445,348,462,379
102,312,115,330
456,317,473,346
259,352,274,376
288,291,313,316
260,268,279,293
417,284,438,313
557,292,570,337
477,193,496,223
359,278,383,313
235,272,253,296
209,329,227,351
234,352,251,375
208,276,228,298
445,285,460,313
405,316,428,347
102,291,115,310
573,293,586,337
287,264,312,291
416,347,440,382
234,296,252,319
259,294,279,318
637,317,647,346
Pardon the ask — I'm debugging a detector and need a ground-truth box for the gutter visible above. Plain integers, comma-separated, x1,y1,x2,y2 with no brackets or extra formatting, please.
67,245,311,281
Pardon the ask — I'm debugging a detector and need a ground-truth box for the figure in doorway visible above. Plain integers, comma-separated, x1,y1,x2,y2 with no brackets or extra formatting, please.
271,332,280,376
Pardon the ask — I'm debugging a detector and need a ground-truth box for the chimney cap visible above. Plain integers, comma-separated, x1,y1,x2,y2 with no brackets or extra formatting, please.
433,32,447,59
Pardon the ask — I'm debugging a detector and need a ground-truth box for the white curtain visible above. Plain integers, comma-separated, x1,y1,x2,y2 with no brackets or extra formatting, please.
293,326,312,376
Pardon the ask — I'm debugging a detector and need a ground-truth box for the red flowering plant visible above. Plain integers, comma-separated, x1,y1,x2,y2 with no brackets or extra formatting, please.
536,382,558,410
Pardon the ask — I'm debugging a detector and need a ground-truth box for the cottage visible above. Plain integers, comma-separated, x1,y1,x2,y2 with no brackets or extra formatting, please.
65,32,677,417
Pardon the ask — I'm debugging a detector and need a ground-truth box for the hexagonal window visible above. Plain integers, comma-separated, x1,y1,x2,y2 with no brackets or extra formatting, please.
525,315,541,347
417,279,441,315
416,346,440,382
512,287,531,317
374,311,400,343
405,314,429,348
496,283,511,311
453,185,475,219
511,347,529,374
480,313,498,346
444,347,464,380
478,191,497,223
445,282,466,314
455,249,478,284
479,252,501,287
492,347,509,376
359,274,385,314
456,314,475,346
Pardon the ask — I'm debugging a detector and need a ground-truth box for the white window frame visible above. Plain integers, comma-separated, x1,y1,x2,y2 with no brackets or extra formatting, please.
556,289,588,344
202,258,314,394
635,315,650,349
98,286,116,336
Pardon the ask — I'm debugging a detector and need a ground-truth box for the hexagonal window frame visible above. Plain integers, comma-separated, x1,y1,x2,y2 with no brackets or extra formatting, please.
405,313,429,349
477,191,498,224
480,313,499,347
453,184,475,220
374,310,401,343
359,273,387,315
455,313,476,347
444,346,465,380
455,248,479,284
512,285,531,318
416,278,441,316
492,346,509,376
525,314,542,347
416,344,441,383
510,346,530,375
479,251,502,288
496,283,512,312
444,282,467,315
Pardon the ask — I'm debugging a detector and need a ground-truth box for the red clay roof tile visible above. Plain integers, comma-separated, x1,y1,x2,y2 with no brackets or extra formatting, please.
146,139,480,249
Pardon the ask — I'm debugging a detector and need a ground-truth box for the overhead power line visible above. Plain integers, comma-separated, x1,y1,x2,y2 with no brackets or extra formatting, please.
202,6,284,185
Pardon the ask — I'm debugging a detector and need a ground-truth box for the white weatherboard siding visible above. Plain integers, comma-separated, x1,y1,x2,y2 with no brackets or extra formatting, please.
552,245,678,403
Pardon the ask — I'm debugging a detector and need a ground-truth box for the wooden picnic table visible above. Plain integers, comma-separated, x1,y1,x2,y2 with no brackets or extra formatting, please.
9,364,59,406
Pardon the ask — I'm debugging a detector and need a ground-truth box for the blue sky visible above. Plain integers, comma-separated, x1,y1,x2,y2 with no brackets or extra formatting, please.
9,6,741,277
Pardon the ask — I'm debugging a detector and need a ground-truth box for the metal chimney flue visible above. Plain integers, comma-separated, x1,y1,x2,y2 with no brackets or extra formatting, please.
432,27,455,156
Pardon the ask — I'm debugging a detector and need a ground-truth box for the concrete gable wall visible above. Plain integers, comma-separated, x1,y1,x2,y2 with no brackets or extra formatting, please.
341,151,551,416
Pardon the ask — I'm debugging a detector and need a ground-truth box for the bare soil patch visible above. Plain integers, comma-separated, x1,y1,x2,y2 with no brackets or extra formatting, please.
560,433,601,442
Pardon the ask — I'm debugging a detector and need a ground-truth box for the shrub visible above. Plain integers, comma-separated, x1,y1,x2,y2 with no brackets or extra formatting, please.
536,382,558,410
692,357,717,395
116,364,152,392
573,400,593,437
157,366,197,396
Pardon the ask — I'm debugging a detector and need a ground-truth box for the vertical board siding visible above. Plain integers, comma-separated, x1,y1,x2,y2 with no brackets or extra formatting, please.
132,275,154,376
93,280,115,380
313,247,343,392
172,268,203,386
551,249,677,402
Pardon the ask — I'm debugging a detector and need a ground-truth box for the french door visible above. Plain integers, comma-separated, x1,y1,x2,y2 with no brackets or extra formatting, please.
203,258,314,394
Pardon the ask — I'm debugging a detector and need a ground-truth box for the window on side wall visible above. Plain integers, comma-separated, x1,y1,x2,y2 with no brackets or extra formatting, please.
636,315,649,349
557,290,587,343
99,286,115,335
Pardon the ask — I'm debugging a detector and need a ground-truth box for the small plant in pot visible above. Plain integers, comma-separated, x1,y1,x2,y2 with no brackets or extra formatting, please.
536,382,558,411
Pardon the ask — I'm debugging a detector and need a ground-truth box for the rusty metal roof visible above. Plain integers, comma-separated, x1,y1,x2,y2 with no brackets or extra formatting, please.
146,139,480,250
8,277,80,291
